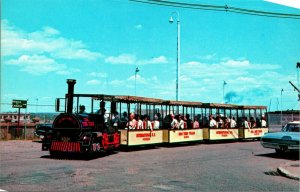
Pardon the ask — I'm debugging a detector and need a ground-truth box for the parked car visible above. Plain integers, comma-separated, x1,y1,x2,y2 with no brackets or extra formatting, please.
260,121,300,154
34,124,53,138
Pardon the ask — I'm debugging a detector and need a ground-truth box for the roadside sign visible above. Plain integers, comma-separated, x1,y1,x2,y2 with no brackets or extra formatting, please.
12,100,27,108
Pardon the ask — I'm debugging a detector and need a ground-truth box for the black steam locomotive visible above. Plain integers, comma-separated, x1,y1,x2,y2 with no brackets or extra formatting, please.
42,79,120,156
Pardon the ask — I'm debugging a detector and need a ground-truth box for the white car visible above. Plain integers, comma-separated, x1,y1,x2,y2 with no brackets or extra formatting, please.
260,121,300,154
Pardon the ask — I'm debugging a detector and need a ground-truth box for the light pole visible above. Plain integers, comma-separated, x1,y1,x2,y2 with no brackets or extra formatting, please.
297,62,300,87
35,98,38,117
169,11,180,101
223,81,227,104
24,99,28,140
281,88,284,126
135,67,139,96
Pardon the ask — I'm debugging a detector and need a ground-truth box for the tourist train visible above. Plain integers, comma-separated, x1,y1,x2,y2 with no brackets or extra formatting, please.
41,79,268,156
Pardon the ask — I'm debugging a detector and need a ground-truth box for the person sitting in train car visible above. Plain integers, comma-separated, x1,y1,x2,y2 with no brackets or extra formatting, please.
186,114,193,129
121,111,128,122
242,117,250,130
136,114,144,129
170,114,178,129
230,116,237,128
127,112,137,130
163,114,172,129
111,111,120,127
224,117,230,128
193,116,200,129
79,105,86,113
209,115,217,128
156,113,163,129
201,115,207,127
177,115,185,129
153,115,160,129
143,114,153,131
261,117,267,127
216,115,223,128
255,117,261,127
250,117,256,128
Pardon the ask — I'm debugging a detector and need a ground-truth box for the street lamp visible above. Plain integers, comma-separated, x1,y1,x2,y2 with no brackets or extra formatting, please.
223,81,227,104
281,88,284,126
169,11,180,101
35,98,38,116
135,67,140,96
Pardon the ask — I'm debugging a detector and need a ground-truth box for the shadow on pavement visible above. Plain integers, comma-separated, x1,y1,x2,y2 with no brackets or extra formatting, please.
256,152,299,160
40,151,118,161
119,145,160,152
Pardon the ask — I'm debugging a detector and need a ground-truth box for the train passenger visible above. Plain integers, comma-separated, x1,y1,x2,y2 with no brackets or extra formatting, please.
216,115,223,128
136,114,144,129
111,111,120,127
127,112,137,129
79,105,86,113
202,116,208,127
156,113,163,128
163,114,172,129
170,114,178,129
153,115,160,129
209,115,217,128
177,115,185,129
121,111,128,122
186,114,193,129
96,101,106,115
193,116,200,129
261,117,267,127
230,116,237,128
242,117,250,130
224,118,230,128
143,114,153,131
250,117,256,128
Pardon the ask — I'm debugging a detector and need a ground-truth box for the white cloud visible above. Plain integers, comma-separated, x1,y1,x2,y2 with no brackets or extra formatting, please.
109,80,125,87
43,26,60,35
6,54,66,75
128,74,146,83
89,72,107,78
105,54,168,65
1,20,103,60
134,24,143,29
222,59,250,67
105,54,136,64
87,80,101,85
200,53,217,60
56,68,80,76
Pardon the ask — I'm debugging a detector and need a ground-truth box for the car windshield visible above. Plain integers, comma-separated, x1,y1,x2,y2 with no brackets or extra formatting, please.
282,123,300,132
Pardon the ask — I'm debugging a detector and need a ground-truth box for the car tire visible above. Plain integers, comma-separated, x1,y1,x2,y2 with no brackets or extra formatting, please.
275,149,284,155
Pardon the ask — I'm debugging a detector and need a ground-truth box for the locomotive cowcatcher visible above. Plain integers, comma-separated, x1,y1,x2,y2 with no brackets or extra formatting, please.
42,79,120,156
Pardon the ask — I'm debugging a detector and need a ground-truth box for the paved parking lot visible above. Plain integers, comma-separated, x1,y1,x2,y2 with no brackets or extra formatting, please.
0,140,299,191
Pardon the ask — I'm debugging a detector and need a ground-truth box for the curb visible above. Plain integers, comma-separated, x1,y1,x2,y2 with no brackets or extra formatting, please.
277,166,300,180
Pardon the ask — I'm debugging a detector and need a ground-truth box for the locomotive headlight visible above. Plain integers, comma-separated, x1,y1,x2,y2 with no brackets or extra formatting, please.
83,135,91,143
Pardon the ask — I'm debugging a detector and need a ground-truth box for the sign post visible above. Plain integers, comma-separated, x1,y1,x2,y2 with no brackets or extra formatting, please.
12,100,28,139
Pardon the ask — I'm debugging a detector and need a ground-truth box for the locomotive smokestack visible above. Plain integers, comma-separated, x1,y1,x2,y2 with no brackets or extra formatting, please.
66,79,76,113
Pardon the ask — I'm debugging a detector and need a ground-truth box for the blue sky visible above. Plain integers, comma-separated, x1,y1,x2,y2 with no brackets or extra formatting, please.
1,0,300,112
